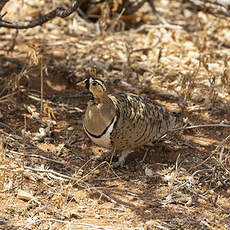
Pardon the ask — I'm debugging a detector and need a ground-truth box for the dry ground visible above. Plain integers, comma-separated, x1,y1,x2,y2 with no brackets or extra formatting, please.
0,0,230,229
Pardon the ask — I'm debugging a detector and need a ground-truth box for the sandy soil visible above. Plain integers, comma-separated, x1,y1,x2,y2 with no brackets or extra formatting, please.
0,0,230,229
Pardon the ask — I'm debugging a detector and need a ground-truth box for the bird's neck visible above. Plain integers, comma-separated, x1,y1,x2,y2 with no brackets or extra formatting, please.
91,93,111,104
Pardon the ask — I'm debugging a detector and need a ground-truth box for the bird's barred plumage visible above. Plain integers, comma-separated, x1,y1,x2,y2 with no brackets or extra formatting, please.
77,77,181,167
109,92,177,150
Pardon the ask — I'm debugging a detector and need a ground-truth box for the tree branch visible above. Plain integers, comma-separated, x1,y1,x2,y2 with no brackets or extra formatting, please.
0,0,9,13
0,0,84,29
206,0,230,7
188,0,230,17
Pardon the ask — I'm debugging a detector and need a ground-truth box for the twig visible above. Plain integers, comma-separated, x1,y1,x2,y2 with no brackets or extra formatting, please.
165,168,213,198
95,189,117,204
131,31,162,55
26,92,83,112
0,122,16,133
0,91,19,103
24,160,121,183
0,0,9,13
24,166,75,181
6,150,65,164
135,24,185,32
0,0,82,29
188,153,214,172
7,29,18,53
122,0,146,15
23,218,133,230
213,134,230,163
0,136,6,190
148,0,170,25
188,0,230,17
24,165,123,206
76,160,122,184
172,123,230,131
40,56,44,114
0,130,23,142
206,0,230,7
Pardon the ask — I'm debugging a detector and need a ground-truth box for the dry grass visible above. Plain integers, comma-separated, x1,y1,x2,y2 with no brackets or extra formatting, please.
0,0,230,229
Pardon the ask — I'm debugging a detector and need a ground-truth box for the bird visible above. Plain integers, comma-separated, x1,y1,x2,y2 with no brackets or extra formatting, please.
77,77,181,167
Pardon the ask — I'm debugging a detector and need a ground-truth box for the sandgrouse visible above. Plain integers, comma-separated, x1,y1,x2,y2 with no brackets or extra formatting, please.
77,77,180,167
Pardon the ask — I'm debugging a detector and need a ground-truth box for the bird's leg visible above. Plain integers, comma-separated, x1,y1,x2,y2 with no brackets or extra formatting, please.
93,149,133,168
112,150,133,168
109,148,116,166
94,149,114,162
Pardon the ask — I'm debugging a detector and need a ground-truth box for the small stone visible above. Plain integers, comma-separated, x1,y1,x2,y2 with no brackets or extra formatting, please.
145,167,153,177
18,189,34,201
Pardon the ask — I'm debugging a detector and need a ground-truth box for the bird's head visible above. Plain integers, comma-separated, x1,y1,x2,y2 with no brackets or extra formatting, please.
77,77,107,99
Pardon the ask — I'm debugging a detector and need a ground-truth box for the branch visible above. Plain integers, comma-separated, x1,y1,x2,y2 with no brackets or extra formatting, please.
206,0,230,7
188,0,230,17
122,0,146,15
0,0,83,29
0,0,9,13
172,123,230,131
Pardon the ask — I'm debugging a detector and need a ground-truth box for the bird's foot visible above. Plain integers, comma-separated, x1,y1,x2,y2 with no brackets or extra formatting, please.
92,149,132,168
93,150,114,162
112,150,132,168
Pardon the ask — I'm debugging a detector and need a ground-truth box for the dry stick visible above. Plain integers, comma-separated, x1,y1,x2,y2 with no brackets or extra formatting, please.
76,160,121,184
23,218,129,230
22,115,27,168
110,8,125,31
188,0,230,17
0,0,9,13
24,164,121,205
21,114,27,189
172,123,230,131
168,153,181,190
0,0,82,29
135,23,185,32
206,0,230,7
24,160,121,183
8,29,18,53
0,122,16,133
212,136,230,176
106,149,116,177
97,190,117,204
84,183,118,205
148,0,173,25
0,91,19,103
0,130,23,142
6,150,65,164
24,166,76,181
171,123,230,171
27,92,83,112
213,134,230,163
122,0,146,15
40,56,44,114
165,168,213,199
25,161,122,205
0,137,6,190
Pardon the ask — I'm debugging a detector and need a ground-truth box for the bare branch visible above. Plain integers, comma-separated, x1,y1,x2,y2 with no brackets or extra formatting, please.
122,0,146,15
0,0,83,29
188,0,230,17
206,0,230,7
172,123,230,131
0,0,9,13
7,29,18,53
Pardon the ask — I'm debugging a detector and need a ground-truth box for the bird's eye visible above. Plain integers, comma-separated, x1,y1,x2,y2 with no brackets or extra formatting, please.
92,82,97,86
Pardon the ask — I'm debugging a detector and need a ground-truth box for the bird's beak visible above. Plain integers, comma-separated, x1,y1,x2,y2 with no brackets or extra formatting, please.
76,81,85,87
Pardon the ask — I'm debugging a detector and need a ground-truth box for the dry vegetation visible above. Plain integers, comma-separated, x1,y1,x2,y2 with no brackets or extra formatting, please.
0,0,230,229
